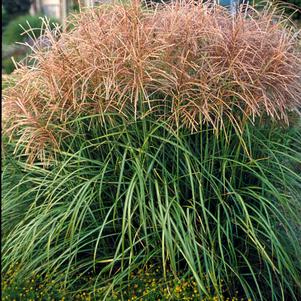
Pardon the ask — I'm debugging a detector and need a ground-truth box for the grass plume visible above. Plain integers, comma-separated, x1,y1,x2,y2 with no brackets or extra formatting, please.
3,1,301,163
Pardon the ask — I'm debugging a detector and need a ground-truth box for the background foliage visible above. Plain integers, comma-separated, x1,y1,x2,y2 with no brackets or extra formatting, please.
280,0,301,19
3,14,59,45
2,0,32,18
2,14,60,74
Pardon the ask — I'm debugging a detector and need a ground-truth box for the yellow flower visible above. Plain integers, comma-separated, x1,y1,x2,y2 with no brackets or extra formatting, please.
175,285,181,292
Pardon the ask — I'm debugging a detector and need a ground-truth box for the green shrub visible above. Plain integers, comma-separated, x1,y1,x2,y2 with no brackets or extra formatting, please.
2,57,19,74
2,0,31,17
2,7,10,29
3,14,59,45
2,2,301,301
2,14,60,74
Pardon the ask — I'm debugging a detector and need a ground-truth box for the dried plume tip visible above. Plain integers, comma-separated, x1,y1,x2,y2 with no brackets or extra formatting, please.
2,0,301,161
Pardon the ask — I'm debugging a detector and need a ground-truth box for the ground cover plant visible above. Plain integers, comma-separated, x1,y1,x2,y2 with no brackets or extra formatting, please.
2,1,301,300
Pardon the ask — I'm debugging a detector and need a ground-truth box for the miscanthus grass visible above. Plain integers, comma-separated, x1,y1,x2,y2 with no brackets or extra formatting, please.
2,1,301,300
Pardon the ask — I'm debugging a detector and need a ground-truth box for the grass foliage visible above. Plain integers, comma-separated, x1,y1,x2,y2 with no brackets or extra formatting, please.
2,1,301,300
3,115,301,300
280,0,301,19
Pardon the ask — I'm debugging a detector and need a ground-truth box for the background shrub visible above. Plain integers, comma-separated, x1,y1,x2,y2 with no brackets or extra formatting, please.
2,7,10,29
2,57,18,74
2,0,31,18
3,14,59,45
2,14,60,75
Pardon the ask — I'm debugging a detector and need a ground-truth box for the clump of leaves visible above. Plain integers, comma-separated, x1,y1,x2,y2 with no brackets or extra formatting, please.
2,115,301,300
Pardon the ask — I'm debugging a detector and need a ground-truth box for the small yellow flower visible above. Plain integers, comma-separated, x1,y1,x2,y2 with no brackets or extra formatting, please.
175,285,181,292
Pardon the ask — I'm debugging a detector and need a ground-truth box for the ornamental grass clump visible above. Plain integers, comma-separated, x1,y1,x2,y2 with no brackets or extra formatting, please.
2,1,301,301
